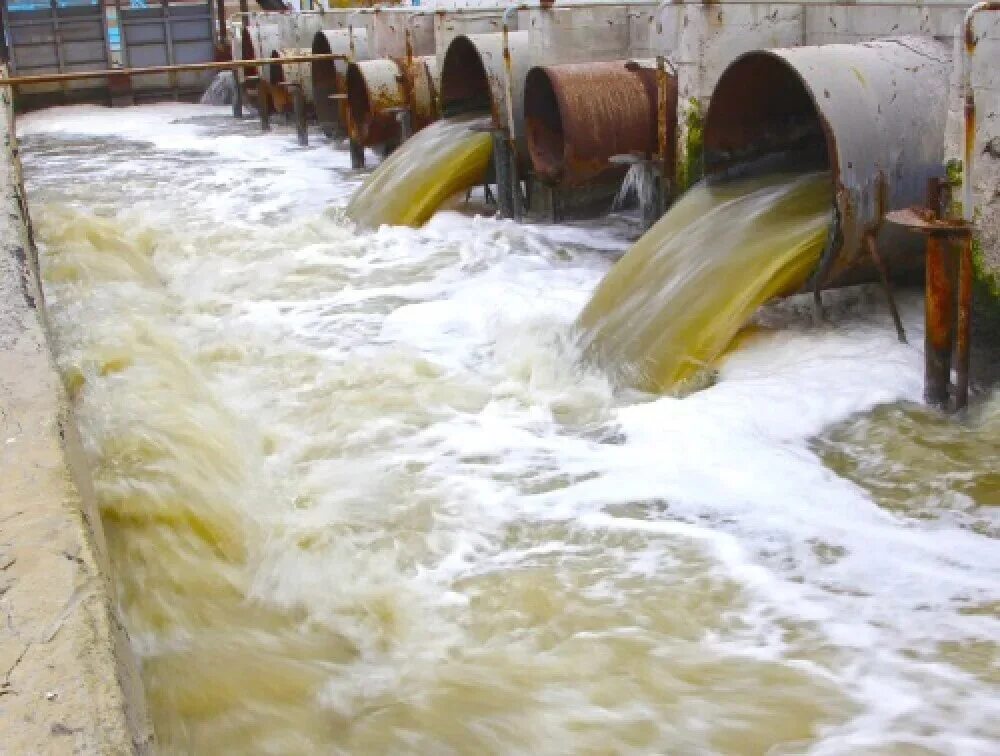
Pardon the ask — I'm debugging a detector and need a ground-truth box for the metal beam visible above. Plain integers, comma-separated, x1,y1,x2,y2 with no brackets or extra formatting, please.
0,53,345,88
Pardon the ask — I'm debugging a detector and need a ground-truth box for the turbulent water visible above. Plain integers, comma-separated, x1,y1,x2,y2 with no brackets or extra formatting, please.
19,105,999,755
199,72,237,106
579,172,831,393
346,116,494,229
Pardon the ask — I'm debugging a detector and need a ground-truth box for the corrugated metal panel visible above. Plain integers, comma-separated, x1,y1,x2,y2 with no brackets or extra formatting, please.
5,1,110,97
119,1,215,95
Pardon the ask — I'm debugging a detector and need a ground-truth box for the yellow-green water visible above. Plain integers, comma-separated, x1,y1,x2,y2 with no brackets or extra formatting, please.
19,106,999,754
346,116,493,229
577,172,831,393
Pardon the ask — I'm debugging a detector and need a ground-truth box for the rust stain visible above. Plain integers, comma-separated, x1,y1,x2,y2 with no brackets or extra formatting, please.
524,60,676,188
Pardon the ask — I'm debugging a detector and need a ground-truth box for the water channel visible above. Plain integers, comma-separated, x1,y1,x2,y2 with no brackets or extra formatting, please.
19,104,999,754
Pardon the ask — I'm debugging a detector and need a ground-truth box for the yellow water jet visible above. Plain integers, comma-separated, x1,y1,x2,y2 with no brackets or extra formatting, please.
576,172,832,393
346,116,494,229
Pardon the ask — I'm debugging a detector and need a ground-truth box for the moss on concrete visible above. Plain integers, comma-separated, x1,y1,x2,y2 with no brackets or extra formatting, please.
677,98,704,192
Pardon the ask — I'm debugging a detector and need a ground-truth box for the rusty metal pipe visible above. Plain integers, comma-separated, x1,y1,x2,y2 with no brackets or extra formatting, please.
925,235,955,407
524,59,674,188
345,55,439,149
346,58,405,147
268,48,314,111
704,37,952,290
312,28,370,138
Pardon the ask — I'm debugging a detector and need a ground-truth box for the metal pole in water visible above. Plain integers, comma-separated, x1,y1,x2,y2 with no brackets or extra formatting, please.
491,130,513,219
350,139,365,170
232,66,243,118
292,85,308,146
259,80,271,132
954,234,974,409
924,233,955,408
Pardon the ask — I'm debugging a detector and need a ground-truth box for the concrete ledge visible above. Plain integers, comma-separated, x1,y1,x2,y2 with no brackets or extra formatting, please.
0,69,152,753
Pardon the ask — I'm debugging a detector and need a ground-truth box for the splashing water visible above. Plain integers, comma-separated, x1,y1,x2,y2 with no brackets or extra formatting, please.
199,72,237,106
577,171,831,393
611,161,659,215
346,116,494,229
17,106,1000,755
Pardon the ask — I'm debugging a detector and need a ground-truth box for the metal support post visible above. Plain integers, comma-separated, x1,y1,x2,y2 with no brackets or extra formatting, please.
924,234,954,407
350,139,365,170
954,235,973,410
292,85,307,146
258,80,270,132
491,130,513,219
232,66,243,118
396,109,412,142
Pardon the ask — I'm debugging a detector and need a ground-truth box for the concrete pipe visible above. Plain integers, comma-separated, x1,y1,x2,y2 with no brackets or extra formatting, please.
524,60,675,188
311,28,371,137
703,36,952,287
282,12,326,50
268,48,315,113
242,17,284,70
345,56,440,148
439,31,532,158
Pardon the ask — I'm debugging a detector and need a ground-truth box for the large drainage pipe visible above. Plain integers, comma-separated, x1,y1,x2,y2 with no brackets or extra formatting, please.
345,56,440,150
703,36,952,289
268,48,314,113
523,59,675,189
440,31,532,217
311,27,371,138
440,31,532,157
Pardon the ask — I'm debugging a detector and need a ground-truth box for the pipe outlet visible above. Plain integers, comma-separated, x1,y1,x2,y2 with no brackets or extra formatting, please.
268,48,315,112
439,31,532,155
311,28,371,135
524,60,675,187
704,36,952,287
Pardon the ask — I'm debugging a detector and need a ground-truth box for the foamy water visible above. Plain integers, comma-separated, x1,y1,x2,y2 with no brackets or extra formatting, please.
19,105,999,754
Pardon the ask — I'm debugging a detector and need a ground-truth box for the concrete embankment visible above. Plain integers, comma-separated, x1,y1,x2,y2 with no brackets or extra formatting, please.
0,70,152,753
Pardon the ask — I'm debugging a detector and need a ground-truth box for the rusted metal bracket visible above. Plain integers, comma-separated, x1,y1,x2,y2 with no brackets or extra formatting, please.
809,204,843,324
886,203,975,411
864,231,907,344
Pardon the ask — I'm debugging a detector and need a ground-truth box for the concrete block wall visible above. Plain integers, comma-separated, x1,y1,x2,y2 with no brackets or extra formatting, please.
528,6,635,65
803,4,966,45
946,9,1000,290
373,10,436,58
0,67,152,754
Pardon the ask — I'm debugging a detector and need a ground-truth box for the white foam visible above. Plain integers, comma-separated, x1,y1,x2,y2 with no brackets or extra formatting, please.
23,105,1000,753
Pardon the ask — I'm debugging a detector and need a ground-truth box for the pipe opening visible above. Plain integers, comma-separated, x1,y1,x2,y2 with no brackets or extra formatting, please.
346,64,371,138
312,32,342,127
704,53,830,179
440,36,492,118
241,27,257,75
523,68,564,182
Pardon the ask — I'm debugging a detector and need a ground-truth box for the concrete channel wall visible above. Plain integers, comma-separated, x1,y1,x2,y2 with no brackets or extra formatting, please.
946,8,1000,293
0,67,152,753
